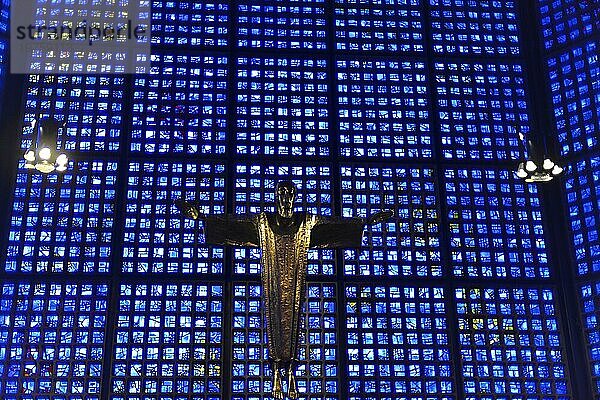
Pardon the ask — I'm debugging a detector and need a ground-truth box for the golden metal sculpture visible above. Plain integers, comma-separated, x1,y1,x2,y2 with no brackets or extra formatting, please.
175,181,393,399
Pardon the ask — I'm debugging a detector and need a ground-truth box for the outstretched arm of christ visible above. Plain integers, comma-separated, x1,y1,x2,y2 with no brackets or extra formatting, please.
174,199,260,247
204,215,260,247
309,210,394,249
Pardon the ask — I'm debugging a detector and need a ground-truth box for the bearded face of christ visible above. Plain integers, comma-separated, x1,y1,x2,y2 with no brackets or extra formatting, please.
275,181,297,219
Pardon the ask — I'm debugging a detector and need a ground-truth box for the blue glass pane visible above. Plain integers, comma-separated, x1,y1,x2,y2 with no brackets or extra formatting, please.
341,166,441,277
564,156,600,275
231,283,338,400
236,57,329,157
22,75,124,152
110,283,223,399
430,0,520,55
131,54,228,155
345,285,453,399
0,38,7,95
456,287,570,399
122,161,226,274
151,0,229,47
547,40,600,156
334,0,424,52
445,168,549,279
6,160,117,274
580,282,600,395
238,0,326,49
435,62,528,160
233,164,334,276
336,59,431,159
539,0,600,50
0,282,108,400
0,0,8,32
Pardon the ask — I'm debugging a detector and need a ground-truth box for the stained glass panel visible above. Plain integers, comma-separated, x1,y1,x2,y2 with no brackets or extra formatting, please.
345,285,454,399
235,57,329,157
131,54,228,155
564,156,600,276
150,0,229,47
336,59,431,159
445,168,549,279
6,160,117,274
539,0,600,50
334,0,424,52
580,281,600,395
430,0,520,56
435,62,528,160
122,161,226,274
110,283,223,400
547,39,600,156
456,287,570,400
238,1,326,50
340,165,441,277
0,282,108,400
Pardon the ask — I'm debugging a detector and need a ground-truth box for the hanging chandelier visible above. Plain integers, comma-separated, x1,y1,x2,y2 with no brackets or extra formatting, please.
23,117,69,173
515,132,563,183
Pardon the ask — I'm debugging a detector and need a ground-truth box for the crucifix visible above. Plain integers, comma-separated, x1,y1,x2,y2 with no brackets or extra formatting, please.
175,181,393,399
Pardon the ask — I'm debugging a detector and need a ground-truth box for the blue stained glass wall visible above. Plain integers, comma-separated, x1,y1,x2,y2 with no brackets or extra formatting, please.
0,282,108,399
444,168,548,279
0,0,582,399
539,0,600,396
539,0,600,51
547,40,600,156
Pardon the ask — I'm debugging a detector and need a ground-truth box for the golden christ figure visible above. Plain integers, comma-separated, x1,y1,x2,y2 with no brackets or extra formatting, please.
176,181,393,399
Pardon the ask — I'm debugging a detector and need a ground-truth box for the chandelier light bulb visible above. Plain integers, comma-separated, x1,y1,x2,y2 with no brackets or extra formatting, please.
24,150,35,162
39,147,52,160
552,165,563,176
56,153,68,165
543,158,555,170
56,164,68,172
525,160,537,172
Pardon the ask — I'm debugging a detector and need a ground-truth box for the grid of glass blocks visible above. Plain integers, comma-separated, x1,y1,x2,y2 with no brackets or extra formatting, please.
0,282,108,400
21,75,125,152
456,287,571,399
233,164,334,276
5,160,117,274
580,281,600,395
20,0,150,74
538,0,600,51
336,59,431,159
435,62,528,160
235,57,330,157
564,156,600,276
130,54,228,155
110,283,224,400
445,168,549,279
429,0,520,56
345,285,453,399
334,0,424,52
150,0,229,47
238,0,327,49
340,166,441,277
231,283,339,400
122,161,226,274
547,39,600,156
